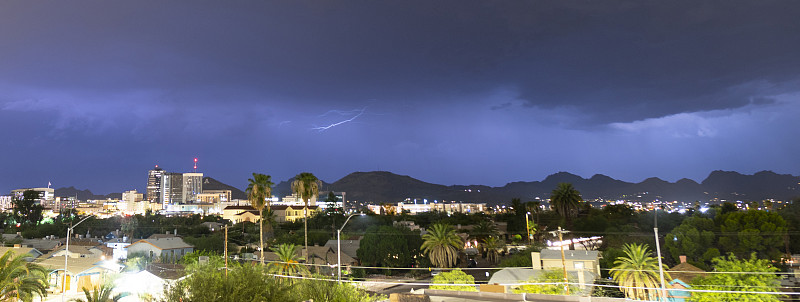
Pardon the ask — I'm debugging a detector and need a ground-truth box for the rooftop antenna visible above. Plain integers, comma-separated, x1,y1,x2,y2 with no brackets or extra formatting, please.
193,157,198,173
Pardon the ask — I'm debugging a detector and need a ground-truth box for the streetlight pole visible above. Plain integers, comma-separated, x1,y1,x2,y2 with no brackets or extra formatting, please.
337,213,363,283
62,215,92,302
525,212,532,246
654,207,668,301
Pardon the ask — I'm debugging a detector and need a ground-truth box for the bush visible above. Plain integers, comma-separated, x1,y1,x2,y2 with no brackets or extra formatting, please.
296,277,385,302
512,269,579,295
430,269,478,292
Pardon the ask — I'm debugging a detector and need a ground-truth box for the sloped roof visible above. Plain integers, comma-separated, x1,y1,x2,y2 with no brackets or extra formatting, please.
131,238,193,250
37,255,120,276
669,262,705,283
541,249,599,261
323,239,361,260
0,246,43,259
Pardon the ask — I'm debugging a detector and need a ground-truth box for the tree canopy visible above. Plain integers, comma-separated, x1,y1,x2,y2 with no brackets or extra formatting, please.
689,253,782,302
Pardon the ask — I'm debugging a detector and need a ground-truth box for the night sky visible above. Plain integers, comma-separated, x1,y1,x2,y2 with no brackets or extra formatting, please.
2,1,799,194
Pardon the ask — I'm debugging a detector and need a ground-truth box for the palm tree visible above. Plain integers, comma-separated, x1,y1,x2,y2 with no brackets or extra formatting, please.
70,283,123,302
482,236,504,264
246,173,274,264
470,220,498,242
291,172,321,262
550,183,582,228
0,250,49,302
610,243,670,301
268,244,309,279
422,223,463,268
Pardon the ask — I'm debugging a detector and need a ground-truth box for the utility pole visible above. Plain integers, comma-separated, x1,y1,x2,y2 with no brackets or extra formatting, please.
550,227,570,295
654,207,667,301
224,225,228,277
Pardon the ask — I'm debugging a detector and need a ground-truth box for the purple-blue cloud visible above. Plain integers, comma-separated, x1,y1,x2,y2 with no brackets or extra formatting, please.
1,1,799,194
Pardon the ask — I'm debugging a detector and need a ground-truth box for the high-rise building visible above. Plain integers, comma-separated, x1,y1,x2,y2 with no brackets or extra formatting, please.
146,166,164,204
161,172,184,206
182,173,203,203
159,172,204,206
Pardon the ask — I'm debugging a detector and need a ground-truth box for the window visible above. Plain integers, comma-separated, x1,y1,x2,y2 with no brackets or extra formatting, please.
574,261,584,270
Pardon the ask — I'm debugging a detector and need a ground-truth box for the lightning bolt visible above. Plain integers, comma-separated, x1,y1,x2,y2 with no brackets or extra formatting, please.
312,107,367,131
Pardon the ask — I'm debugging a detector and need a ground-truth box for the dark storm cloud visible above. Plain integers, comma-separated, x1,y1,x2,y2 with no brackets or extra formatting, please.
1,1,800,193
4,1,799,125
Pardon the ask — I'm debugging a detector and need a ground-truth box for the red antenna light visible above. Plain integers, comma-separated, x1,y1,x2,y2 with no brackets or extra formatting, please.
193,158,198,172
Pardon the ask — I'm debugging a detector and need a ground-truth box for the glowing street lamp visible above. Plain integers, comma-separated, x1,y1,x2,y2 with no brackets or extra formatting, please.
337,213,364,283
62,215,92,302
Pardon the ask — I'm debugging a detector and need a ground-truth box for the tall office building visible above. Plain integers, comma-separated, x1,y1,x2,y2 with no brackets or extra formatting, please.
159,172,204,206
146,166,164,203
182,173,203,203
160,172,184,206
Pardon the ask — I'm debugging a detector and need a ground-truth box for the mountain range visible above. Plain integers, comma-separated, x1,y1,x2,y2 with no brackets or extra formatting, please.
54,170,800,205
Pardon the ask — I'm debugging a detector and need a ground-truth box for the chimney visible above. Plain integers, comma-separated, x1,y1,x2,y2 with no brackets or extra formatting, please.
531,252,541,270
679,255,687,263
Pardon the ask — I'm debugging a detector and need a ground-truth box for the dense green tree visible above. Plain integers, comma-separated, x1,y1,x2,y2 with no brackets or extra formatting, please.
247,172,274,264
357,226,415,272
163,262,292,302
689,254,782,302
422,223,463,268
12,190,44,227
513,269,579,295
430,269,477,292
292,172,321,262
549,183,582,228
0,250,49,302
296,278,384,302
664,216,716,266
610,243,670,301
717,210,787,260
778,199,800,254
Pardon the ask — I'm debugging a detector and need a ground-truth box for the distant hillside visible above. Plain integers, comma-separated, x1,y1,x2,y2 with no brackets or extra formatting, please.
202,177,247,200
54,186,119,200
273,178,333,198
54,170,800,205
325,170,800,205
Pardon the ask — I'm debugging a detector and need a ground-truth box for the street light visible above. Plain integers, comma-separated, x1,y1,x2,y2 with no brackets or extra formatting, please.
62,215,92,302
337,213,364,283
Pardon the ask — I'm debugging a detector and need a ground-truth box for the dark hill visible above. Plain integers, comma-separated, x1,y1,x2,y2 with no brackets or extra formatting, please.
202,177,247,200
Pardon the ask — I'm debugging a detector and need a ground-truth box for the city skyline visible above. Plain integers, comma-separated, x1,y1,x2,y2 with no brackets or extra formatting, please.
2,1,800,194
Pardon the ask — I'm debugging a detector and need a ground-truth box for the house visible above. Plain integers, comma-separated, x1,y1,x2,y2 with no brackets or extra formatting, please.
42,245,109,260
534,249,601,276
323,238,361,262
0,245,43,260
666,255,706,302
223,205,320,224
37,255,123,294
127,237,194,261
105,237,132,260
222,205,260,223
271,205,320,223
115,263,186,302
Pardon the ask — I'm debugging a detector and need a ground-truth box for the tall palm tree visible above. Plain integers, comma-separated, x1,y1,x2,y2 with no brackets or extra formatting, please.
550,182,582,228
422,223,463,268
268,244,309,279
0,250,49,302
70,283,123,302
291,172,320,262
470,220,498,242
610,243,670,301
482,236,504,264
246,173,274,264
